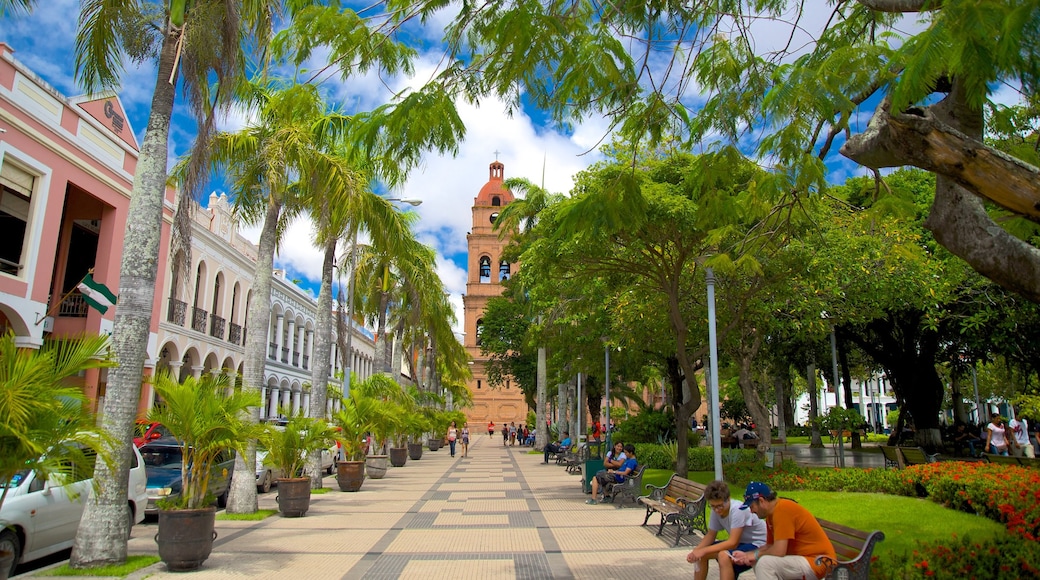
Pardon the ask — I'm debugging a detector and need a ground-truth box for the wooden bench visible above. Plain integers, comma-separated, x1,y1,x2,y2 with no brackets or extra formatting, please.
816,517,885,580
828,429,852,443
984,452,1032,467
553,444,576,465
879,445,904,469
637,474,707,546
604,464,645,507
561,444,587,474
899,446,938,466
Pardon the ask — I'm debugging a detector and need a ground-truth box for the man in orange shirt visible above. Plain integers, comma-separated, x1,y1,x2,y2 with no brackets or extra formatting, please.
730,482,836,580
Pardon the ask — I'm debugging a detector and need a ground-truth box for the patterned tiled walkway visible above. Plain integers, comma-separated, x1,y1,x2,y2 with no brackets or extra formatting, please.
113,435,741,579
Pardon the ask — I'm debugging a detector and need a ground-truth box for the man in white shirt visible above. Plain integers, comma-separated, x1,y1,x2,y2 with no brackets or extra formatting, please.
1009,406,1034,459
686,480,767,580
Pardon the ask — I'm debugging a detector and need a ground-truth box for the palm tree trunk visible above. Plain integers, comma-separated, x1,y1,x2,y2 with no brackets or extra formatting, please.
227,195,281,513
376,291,391,373
391,323,404,384
306,235,335,488
70,29,181,569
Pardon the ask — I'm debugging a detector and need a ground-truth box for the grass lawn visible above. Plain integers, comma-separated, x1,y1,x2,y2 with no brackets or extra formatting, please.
638,469,1004,560
777,434,888,446
37,555,160,577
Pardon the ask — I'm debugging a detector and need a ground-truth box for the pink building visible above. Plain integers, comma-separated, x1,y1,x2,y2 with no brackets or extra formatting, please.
0,43,173,410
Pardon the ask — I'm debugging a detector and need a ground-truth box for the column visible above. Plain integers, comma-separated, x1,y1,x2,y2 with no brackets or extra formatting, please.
268,388,280,418
260,386,268,418
291,390,301,415
285,319,295,363
281,389,292,414
296,325,306,366
274,314,285,360
301,393,310,417
305,329,314,368
191,365,204,379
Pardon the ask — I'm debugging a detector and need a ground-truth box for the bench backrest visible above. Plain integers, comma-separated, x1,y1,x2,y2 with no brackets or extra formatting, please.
899,447,934,465
817,517,885,579
663,475,706,503
879,445,904,468
984,452,1021,466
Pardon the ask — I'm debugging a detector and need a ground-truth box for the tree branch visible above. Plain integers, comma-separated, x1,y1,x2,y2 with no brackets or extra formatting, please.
841,97,1040,221
856,0,932,13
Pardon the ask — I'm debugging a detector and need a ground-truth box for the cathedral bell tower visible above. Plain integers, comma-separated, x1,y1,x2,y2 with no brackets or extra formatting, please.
462,161,526,424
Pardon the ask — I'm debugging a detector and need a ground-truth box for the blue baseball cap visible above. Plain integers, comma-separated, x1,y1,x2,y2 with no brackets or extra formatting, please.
739,481,772,510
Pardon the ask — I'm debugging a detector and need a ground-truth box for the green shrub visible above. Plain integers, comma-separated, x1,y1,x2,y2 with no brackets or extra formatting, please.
873,535,1040,580
634,443,672,469
613,408,674,443
724,460,806,490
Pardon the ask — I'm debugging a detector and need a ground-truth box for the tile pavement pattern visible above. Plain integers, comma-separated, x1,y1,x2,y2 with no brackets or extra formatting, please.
94,436,753,580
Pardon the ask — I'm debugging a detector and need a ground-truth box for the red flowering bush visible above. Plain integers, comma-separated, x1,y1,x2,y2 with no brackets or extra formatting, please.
902,462,1040,541
872,535,1040,579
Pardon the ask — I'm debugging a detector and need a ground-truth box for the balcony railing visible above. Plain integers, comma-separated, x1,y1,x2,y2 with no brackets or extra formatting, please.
210,315,225,340
268,341,278,359
58,293,88,318
302,354,309,370
191,307,208,334
167,298,187,326
229,323,242,345
281,347,289,363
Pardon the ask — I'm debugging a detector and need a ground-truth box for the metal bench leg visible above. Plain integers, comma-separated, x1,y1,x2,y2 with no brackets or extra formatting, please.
656,514,667,536
641,506,654,527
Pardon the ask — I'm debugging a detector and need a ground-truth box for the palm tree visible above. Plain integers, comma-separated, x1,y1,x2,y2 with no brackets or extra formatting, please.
68,1,287,568
207,79,355,512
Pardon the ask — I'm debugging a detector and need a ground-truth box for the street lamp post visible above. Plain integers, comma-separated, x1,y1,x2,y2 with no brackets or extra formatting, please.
341,197,421,400
829,324,846,468
706,267,723,480
603,341,611,448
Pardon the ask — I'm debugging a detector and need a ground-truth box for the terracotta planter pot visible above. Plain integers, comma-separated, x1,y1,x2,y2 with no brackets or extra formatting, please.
366,455,388,479
155,507,217,572
407,442,424,461
389,447,408,467
336,461,365,492
275,477,312,517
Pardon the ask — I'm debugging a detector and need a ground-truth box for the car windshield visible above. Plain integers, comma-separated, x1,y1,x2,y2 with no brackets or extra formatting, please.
1,469,30,488
141,448,182,468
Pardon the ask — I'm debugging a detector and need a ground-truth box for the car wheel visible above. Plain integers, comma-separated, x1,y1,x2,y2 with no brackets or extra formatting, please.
0,528,21,578
258,472,272,494
325,462,334,475
126,505,135,540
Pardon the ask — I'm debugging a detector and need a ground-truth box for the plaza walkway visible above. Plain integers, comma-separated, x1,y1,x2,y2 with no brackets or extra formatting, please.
100,434,728,580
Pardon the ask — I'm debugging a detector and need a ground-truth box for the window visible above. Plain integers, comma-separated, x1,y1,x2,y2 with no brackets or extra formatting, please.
499,260,510,281
476,318,484,346
479,256,491,283
0,160,35,275
491,196,501,206
477,379,482,390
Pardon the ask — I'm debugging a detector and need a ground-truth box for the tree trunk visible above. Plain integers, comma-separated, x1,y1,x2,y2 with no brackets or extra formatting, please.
376,291,391,373
837,333,861,449
808,363,824,448
841,85,1040,303
227,195,281,513
775,374,787,441
70,28,181,569
390,323,404,383
536,344,547,449
734,332,771,455
306,236,335,488
666,356,693,477
950,374,968,424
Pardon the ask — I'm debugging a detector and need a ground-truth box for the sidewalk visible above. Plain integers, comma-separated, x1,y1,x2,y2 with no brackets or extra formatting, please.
91,434,729,580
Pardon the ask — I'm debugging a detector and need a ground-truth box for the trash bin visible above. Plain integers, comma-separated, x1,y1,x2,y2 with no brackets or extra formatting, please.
581,441,604,494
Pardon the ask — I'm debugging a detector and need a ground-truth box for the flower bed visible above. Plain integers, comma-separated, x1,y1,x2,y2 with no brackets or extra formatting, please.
872,535,1040,580
737,460,1040,541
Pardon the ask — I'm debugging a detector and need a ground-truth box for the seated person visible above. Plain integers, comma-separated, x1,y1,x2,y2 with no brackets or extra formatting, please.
543,431,572,464
733,426,759,448
687,480,767,580
586,445,636,504
949,422,982,457
603,441,627,469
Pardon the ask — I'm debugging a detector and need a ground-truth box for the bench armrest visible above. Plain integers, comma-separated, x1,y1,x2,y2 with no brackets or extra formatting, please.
643,483,666,501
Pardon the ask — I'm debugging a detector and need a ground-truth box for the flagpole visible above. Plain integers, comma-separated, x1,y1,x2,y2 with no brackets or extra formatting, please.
35,269,94,325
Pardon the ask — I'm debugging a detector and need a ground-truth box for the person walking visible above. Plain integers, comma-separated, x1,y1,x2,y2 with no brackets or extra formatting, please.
731,482,836,580
509,422,517,446
1009,405,1034,459
447,421,458,458
487,420,495,438
460,423,470,458
501,423,508,446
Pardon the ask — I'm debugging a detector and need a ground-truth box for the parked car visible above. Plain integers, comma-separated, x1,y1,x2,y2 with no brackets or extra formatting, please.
255,445,336,493
0,444,148,576
133,421,172,447
140,437,235,515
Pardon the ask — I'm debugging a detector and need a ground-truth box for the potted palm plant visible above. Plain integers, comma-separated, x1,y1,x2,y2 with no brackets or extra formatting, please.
364,402,400,479
404,411,431,461
0,332,113,580
330,390,382,492
260,412,339,517
148,372,261,571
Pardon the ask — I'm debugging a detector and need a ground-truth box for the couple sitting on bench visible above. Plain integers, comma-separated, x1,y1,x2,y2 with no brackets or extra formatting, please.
586,443,637,505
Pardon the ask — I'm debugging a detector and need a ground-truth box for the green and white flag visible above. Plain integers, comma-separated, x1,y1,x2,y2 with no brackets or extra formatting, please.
77,273,118,314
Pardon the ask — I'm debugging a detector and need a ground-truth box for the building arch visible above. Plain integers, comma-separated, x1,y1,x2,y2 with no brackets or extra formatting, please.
499,260,510,281
211,271,225,318
479,255,491,283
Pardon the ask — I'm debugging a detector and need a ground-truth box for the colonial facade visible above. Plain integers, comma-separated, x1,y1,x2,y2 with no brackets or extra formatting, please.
153,192,377,419
462,161,528,424
0,42,173,410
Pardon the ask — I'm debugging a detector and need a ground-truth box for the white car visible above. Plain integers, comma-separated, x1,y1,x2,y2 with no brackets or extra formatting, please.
255,446,336,493
0,444,148,576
